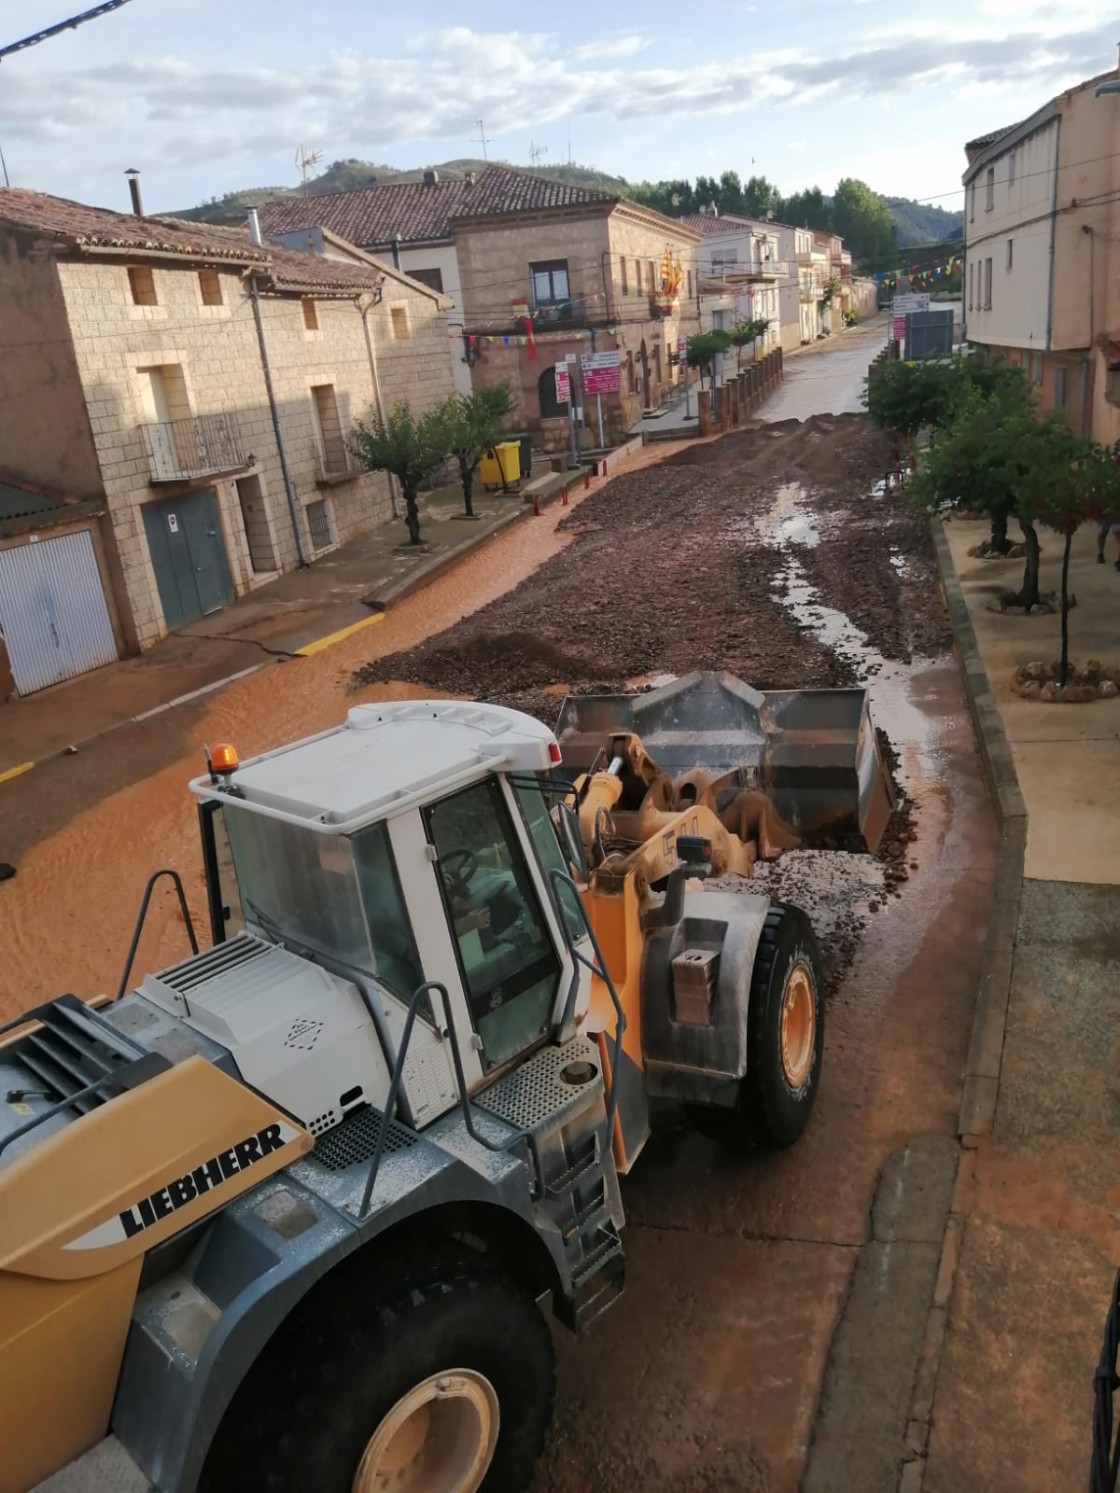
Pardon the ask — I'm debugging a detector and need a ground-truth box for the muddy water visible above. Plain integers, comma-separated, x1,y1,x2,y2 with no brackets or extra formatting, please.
1,441,698,1016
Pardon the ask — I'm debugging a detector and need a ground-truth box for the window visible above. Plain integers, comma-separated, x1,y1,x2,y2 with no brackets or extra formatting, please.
985,167,995,211
969,184,976,223
686,269,693,300
648,260,656,293
1108,363,1120,407
301,297,319,331
425,778,561,1070
306,496,334,550
1008,151,1017,185
128,265,157,306
1030,351,1042,384
409,266,444,293
983,257,993,310
538,364,570,420
223,806,422,999
1006,239,1013,271
1054,364,1067,410
530,260,570,309
635,259,643,293
310,384,348,476
198,269,223,306
620,257,628,295
512,779,585,945
967,263,974,311
389,304,410,340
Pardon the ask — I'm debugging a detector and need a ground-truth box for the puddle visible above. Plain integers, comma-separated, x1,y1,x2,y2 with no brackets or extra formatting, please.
889,551,910,578
758,482,822,548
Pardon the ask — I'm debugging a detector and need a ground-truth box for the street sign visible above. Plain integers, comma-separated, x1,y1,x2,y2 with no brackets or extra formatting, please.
892,293,930,316
580,349,621,395
554,365,571,404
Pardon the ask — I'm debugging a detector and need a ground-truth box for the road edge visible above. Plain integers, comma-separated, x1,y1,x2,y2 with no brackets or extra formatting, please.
890,519,1029,1492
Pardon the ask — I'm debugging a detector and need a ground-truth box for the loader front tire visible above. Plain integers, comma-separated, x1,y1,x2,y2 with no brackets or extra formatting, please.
741,904,824,1147
202,1244,554,1493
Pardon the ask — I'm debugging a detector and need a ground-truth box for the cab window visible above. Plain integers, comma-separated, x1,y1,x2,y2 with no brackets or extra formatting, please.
426,780,561,1070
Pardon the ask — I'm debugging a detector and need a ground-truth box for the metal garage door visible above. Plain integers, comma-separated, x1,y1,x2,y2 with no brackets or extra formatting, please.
142,489,234,630
0,530,118,694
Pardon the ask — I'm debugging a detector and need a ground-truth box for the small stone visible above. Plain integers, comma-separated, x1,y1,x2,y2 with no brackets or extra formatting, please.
1023,661,1047,681
1062,684,1098,703
1100,680,1119,699
910,860,919,869
1019,680,1041,700
1039,681,1060,702
64,744,79,755
0,863,14,882
1084,659,1102,683
868,899,880,913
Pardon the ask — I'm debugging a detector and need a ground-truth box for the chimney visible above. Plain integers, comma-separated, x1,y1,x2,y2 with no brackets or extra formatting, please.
465,170,476,186
247,208,263,246
125,168,143,217
422,168,439,187
390,233,401,270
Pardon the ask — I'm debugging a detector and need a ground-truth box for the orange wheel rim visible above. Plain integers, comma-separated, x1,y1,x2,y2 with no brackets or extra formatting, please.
780,962,816,1090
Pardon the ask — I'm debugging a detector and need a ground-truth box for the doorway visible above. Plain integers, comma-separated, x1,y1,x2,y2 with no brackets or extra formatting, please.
142,488,234,630
235,475,277,573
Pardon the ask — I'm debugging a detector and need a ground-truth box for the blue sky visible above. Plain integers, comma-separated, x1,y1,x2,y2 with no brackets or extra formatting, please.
1,0,1115,218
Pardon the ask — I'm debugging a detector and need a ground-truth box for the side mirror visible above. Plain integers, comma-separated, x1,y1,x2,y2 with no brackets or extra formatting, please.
555,802,588,879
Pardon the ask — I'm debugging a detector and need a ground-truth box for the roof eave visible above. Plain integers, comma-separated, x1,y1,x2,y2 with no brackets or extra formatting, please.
962,99,1059,184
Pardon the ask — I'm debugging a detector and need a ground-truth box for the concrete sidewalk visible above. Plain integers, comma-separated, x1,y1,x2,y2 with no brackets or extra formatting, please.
0,476,570,780
912,514,1120,1492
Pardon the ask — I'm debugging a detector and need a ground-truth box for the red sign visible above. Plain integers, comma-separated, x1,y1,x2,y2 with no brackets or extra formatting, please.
554,365,571,404
580,350,620,395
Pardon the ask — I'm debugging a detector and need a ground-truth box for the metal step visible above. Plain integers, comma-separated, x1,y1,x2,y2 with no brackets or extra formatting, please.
558,1224,625,1331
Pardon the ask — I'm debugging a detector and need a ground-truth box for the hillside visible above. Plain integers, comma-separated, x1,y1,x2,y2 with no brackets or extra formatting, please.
171,158,962,249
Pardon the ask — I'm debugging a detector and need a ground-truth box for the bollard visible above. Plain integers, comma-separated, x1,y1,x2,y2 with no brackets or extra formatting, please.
533,492,541,516
562,486,569,507
584,469,590,489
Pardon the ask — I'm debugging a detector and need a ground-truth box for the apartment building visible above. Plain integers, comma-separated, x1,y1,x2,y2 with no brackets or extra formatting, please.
680,211,788,352
0,188,454,694
963,59,1120,440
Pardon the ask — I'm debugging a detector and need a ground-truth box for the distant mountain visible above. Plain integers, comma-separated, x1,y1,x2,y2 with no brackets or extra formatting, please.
886,197,963,249
170,159,963,252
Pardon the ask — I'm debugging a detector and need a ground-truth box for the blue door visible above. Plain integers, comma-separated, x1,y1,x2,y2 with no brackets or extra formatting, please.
143,489,233,630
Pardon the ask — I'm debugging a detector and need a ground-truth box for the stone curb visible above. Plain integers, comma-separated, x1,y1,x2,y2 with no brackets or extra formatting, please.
893,521,1030,1492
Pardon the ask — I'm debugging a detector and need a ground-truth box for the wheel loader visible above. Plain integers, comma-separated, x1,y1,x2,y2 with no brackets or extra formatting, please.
1,672,892,1493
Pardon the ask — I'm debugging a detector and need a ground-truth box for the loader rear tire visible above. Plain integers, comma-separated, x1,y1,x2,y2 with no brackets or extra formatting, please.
201,1244,554,1493
741,904,824,1147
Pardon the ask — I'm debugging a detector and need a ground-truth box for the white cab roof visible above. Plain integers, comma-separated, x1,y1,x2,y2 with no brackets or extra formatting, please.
190,699,559,833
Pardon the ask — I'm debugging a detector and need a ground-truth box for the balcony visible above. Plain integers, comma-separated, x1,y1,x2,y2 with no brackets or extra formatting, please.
706,260,789,285
142,413,247,484
529,292,593,327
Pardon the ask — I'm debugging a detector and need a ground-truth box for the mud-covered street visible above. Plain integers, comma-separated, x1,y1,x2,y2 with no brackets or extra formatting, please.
4,379,996,1492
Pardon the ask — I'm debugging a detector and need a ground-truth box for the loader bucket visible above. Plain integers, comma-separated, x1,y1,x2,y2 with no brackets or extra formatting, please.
555,671,894,853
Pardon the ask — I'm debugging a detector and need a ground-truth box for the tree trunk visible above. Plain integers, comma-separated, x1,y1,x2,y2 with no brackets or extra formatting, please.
1059,528,1072,687
1013,519,1041,609
989,509,1010,555
402,482,422,546
458,456,474,518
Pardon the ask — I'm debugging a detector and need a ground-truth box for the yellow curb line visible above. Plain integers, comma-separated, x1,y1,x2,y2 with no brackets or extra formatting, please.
294,611,385,658
0,761,34,785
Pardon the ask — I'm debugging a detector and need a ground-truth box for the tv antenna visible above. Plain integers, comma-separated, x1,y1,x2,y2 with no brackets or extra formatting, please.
529,140,549,170
296,144,323,250
475,119,493,162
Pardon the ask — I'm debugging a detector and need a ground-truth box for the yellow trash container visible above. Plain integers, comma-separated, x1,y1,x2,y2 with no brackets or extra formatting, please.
480,441,521,489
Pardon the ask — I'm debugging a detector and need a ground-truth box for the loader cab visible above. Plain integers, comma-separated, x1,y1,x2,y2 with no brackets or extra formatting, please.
192,702,592,1114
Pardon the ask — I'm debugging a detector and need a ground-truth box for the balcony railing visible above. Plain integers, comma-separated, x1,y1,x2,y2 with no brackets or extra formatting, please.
142,413,246,484
529,292,592,326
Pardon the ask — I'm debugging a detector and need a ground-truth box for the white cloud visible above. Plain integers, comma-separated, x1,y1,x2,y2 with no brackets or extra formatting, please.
0,18,1112,199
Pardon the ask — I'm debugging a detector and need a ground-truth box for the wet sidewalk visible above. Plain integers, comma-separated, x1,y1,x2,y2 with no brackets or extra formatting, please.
916,515,1120,1491
0,479,551,779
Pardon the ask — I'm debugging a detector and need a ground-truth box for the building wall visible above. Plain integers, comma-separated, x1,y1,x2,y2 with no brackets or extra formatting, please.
460,205,700,449
55,255,452,650
395,243,471,397
0,231,104,497
963,118,1058,351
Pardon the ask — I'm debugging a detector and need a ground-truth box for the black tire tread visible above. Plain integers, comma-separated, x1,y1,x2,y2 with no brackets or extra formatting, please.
743,901,824,1147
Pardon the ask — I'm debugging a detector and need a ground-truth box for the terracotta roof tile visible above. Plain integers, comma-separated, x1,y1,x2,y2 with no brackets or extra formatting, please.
258,166,615,248
0,188,389,295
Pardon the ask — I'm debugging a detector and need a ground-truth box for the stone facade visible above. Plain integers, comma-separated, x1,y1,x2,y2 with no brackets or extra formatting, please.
0,212,454,653
458,202,700,452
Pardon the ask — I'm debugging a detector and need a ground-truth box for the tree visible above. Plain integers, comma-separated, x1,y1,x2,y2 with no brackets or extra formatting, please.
351,400,451,546
832,178,896,271
687,329,732,389
730,318,771,369
778,185,831,232
742,175,782,219
718,170,745,216
863,357,961,444
441,383,514,518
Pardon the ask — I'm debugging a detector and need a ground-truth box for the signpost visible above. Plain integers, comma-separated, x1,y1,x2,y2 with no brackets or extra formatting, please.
889,293,930,348
580,350,620,447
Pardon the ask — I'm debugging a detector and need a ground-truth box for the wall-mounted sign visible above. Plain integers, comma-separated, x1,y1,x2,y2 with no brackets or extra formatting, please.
554,365,571,404
167,513,179,534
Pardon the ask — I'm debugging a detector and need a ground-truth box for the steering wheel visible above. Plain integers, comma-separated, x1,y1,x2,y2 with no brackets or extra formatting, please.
440,847,478,902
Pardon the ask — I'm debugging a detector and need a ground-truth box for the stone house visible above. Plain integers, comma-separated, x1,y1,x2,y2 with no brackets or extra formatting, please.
0,187,454,694
261,166,702,452
962,58,1120,443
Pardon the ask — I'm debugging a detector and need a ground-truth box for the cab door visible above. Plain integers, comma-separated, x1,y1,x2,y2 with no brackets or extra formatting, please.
424,779,564,1073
